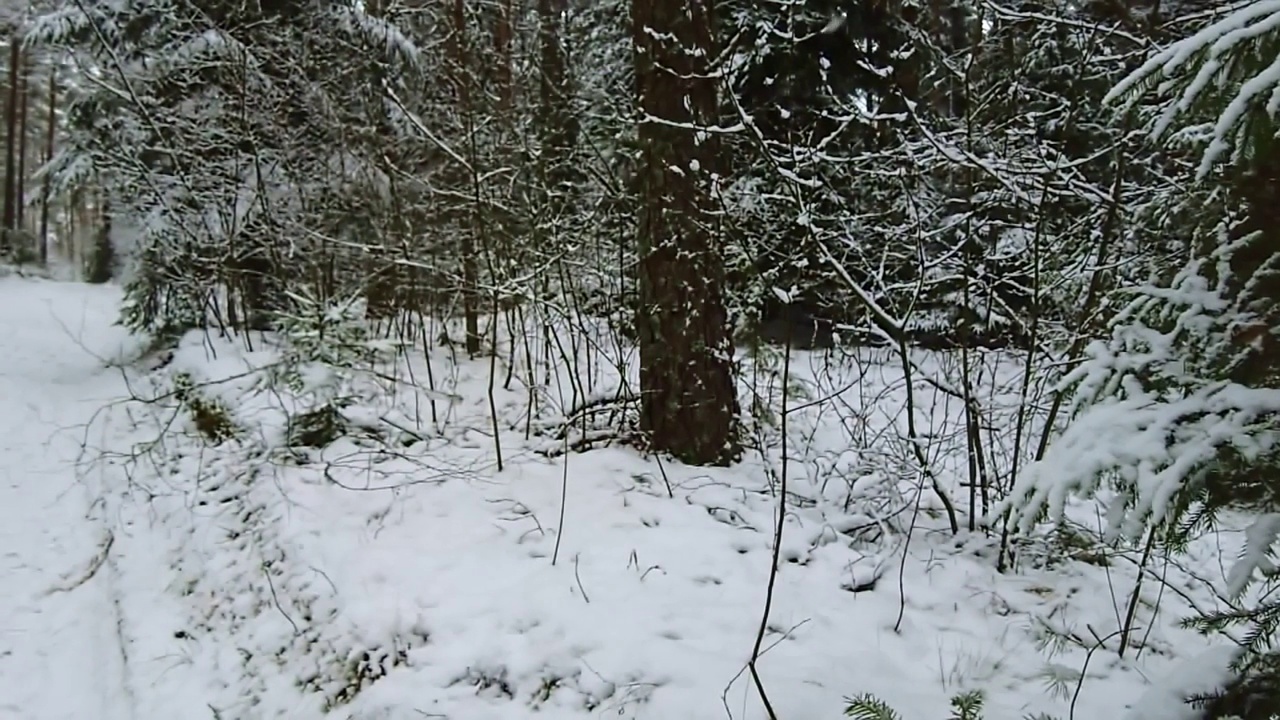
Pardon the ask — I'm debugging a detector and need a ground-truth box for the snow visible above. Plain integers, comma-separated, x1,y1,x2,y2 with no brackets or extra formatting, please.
1124,646,1239,720
0,274,1251,719
1106,0,1280,177
0,274,214,719
0,276,133,719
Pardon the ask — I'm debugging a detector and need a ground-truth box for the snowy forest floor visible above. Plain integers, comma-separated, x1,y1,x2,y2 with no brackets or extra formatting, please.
0,275,1248,720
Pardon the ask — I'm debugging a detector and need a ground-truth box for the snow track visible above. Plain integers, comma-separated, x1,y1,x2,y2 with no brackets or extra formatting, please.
0,277,133,720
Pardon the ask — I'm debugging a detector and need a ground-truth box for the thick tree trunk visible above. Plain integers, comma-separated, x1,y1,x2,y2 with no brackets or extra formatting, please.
538,0,574,201
85,193,113,284
631,0,739,466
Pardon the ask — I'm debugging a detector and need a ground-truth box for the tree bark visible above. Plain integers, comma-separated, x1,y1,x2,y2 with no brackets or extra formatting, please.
631,0,739,465
85,191,112,284
2,31,20,245
16,51,29,231
493,0,513,114
38,68,55,264
449,0,481,356
538,0,574,201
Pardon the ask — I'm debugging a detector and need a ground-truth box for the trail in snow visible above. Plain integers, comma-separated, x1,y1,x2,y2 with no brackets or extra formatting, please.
0,276,132,720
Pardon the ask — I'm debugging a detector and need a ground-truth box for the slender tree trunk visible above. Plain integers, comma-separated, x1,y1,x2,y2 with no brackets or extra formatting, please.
449,0,481,355
631,0,739,465
493,0,513,114
16,51,29,232
38,68,55,264
74,187,92,275
67,186,78,270
2,32,20,247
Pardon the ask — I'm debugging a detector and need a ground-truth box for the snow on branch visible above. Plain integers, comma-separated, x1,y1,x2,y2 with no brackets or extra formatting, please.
145,28,260,82
328,6,423,70
1002,378,1280,541
996,259,1280,543
1229,513,1280,599
25,4,121,50
1106,0,1280,178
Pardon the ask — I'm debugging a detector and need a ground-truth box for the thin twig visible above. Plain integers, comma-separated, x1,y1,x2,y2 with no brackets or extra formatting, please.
552,429,569,565
573,553,590,603
747,332,792,720
262,561,300,635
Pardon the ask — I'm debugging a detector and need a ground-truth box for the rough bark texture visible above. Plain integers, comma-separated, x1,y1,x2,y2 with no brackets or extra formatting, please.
631,0,739,466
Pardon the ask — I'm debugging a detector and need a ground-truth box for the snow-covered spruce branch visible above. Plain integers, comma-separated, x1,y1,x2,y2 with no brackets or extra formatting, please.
1000,360,1280,534
1107,0,1280,178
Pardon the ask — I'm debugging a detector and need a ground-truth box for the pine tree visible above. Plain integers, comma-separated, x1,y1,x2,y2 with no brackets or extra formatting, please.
631,0,740,465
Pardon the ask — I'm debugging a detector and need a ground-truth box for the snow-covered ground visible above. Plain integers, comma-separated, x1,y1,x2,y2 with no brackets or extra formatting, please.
0,275,1246,719
0,275,134,719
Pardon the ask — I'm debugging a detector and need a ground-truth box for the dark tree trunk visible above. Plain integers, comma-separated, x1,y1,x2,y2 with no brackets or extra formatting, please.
16,51,29,231
493,0,513,114
538,0,575,202
631,0,739,466
2,32,20,247
449,0,481,356
38,69,55,264
85,194,113,284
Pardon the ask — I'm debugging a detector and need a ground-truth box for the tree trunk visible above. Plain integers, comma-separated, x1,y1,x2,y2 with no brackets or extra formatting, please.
67,186,78,270
2,32,20,248
16,51,29,232
449,0,481,356
538,0,574,202
85,192,113,284
631,0,739,465
493,0,513,114
38,68,55,265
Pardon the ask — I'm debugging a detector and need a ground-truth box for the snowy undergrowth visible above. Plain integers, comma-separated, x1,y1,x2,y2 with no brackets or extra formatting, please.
100,310,1246,720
